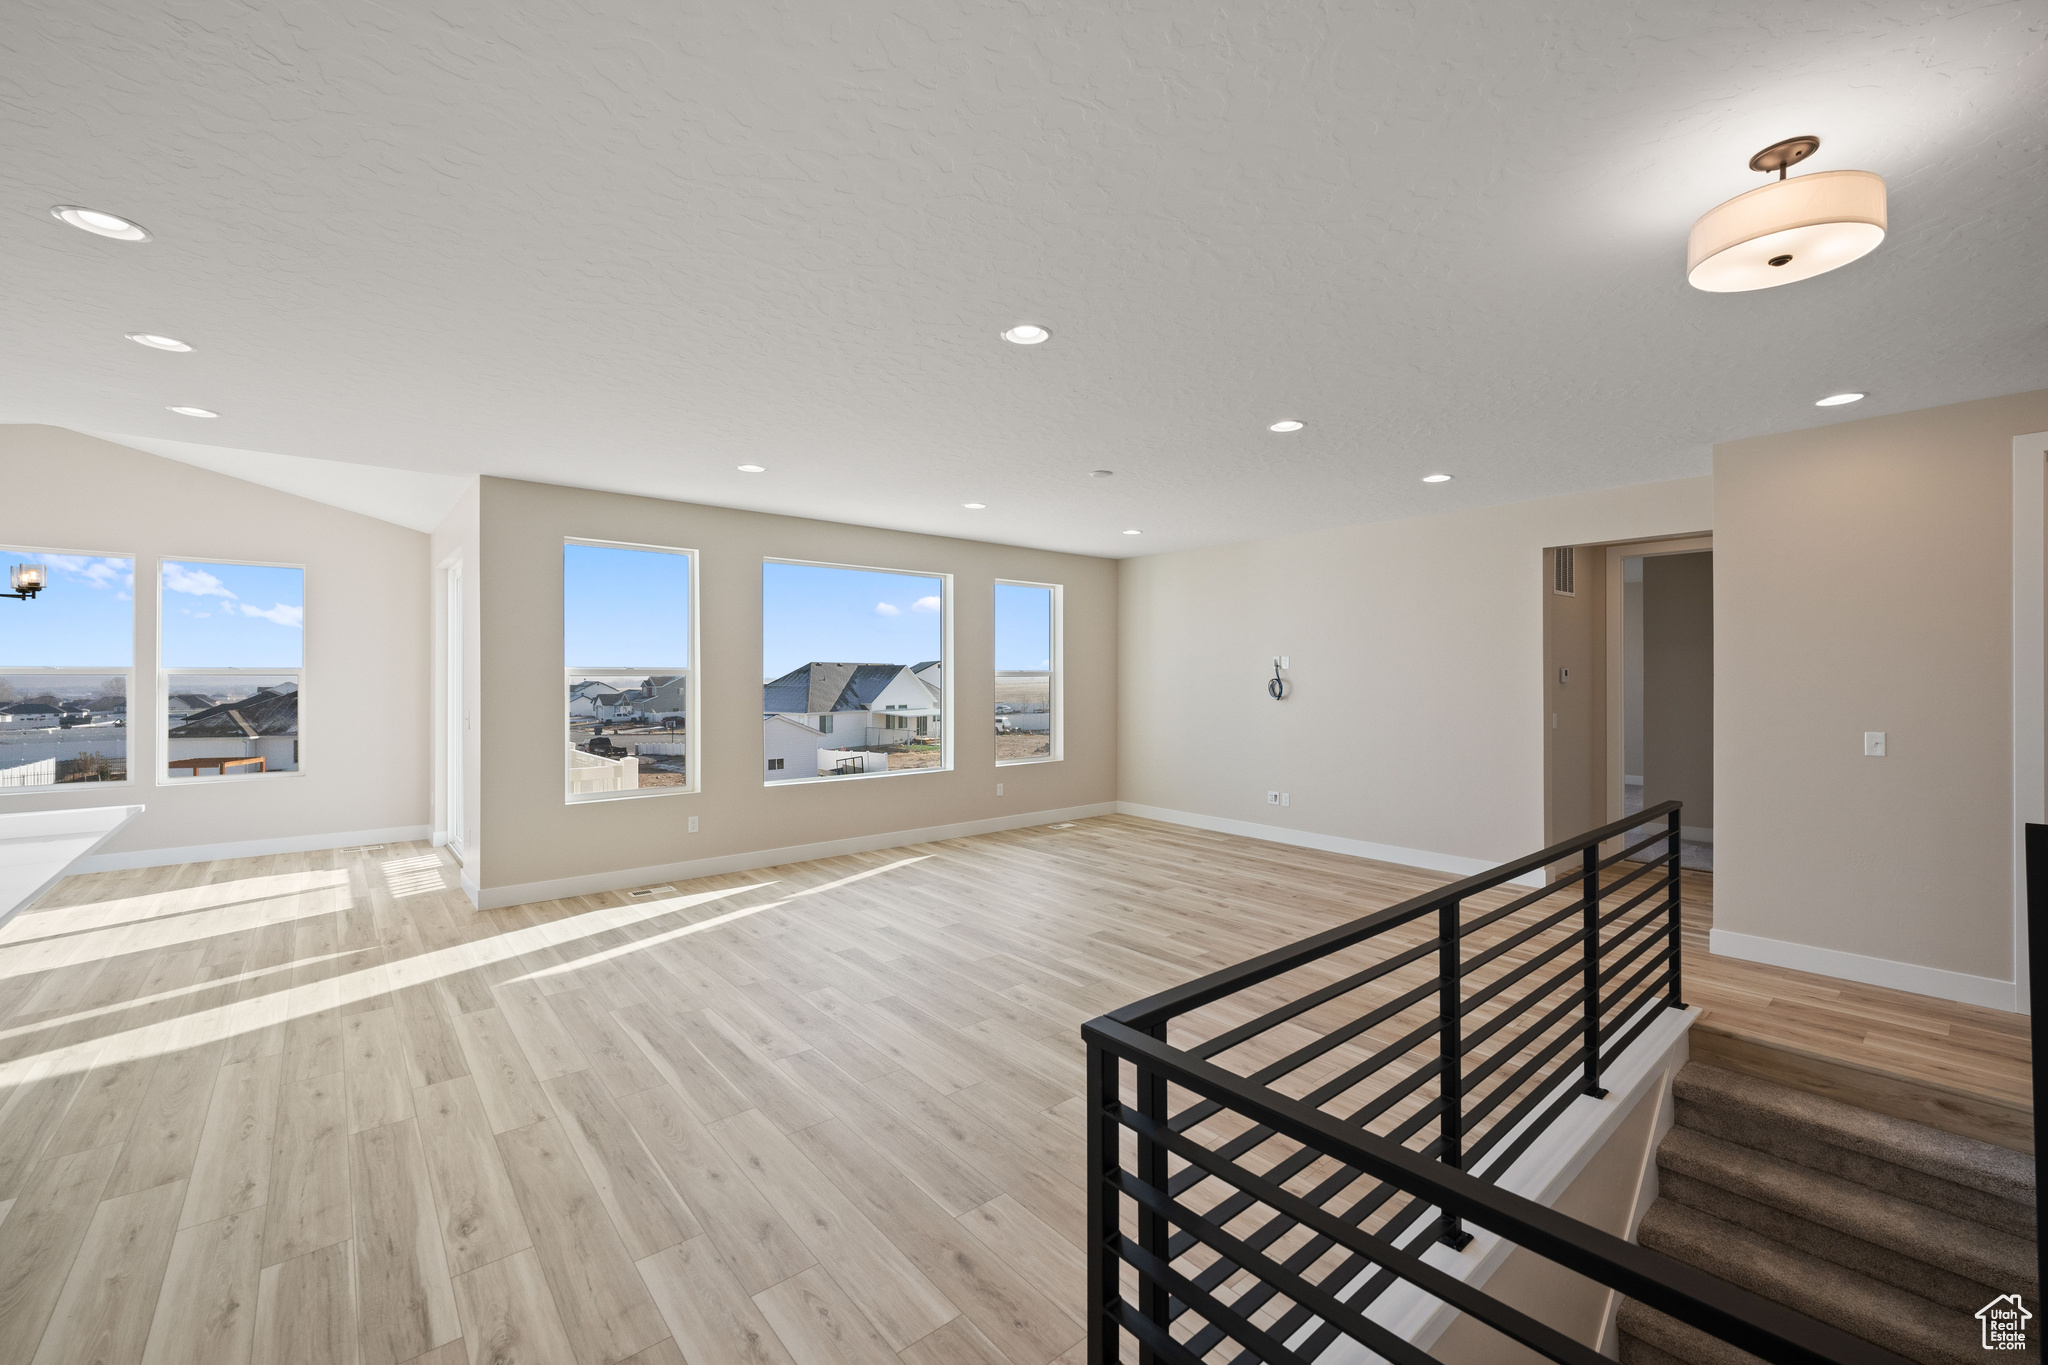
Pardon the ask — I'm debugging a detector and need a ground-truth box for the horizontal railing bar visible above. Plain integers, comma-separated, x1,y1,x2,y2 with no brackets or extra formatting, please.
1107,803,1683,1028
1169,1020,1442,1193
1168,976,1444,1136
1119,1232,1317,1365
1461,961,1581,1054
1596,872,1677,934
1600,981,1679,1068
1593,826,1681,877
1239,1192,1449,1362
1189,938,1443,1060
1471,1058,1591,1179
1170,1108,1447,1292
1595,911,1670,988
1462,1015,1588,1130
1085,1016,1910,1365
1111,1297,1208,1365
1461,987,1587,1097
1463,933,1587,1017
1599,939,1674,1004
1119,1169,1453,1365
1457,877,1588,939
1460,898,1584,978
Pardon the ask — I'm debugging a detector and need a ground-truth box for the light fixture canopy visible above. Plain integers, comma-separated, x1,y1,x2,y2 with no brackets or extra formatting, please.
167,406,218,418
51,205,151,241
1001,324,1050,345
1422,474,1453,483
1268,420,1304,433
1814,392,1865,407
736,464,766,473
127,333,191,351
1687,138,1885,292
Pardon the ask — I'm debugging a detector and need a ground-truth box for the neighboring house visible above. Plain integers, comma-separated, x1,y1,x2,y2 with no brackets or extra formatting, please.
84,697,126,720
641,673,687,722
568,680,629,721
166,693,217,724
166,684,300,774
763,713,826,780
762,662,939,757
0,702,61,726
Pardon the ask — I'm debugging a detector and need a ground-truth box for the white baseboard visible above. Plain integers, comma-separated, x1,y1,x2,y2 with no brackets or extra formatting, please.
1709,927,2018,1011
75,823,434,874
469,801,1119,910
1114,802,1545,888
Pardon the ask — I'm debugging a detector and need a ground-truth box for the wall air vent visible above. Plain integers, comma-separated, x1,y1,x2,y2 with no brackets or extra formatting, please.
1554,546,1576,596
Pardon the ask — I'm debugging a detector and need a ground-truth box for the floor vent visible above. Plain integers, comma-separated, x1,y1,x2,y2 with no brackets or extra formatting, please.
1049,822,1078,829
628,886,676,897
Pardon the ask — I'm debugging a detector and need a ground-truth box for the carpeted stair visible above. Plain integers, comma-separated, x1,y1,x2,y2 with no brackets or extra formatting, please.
1616,1064,2036,1365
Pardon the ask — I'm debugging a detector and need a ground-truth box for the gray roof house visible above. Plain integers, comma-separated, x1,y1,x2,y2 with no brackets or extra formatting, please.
168,686,299,738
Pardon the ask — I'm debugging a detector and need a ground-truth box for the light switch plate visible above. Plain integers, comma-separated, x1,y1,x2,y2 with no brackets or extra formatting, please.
1864,732,1886,757
688,815,699,832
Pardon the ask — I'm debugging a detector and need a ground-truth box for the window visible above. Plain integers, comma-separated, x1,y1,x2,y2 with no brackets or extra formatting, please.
995,581,1058,763
565,540,694,800
0,549,134,791
763,560,946,783
160,560,304,781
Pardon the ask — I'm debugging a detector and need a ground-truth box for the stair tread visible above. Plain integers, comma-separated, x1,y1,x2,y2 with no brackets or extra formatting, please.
1616,1298,1769,1365
1659,1125,2036,1294
1673,1064,2033,1205
1636,1200,1992,1365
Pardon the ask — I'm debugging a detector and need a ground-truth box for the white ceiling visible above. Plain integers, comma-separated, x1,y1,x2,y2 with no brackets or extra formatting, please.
4,1,2045,557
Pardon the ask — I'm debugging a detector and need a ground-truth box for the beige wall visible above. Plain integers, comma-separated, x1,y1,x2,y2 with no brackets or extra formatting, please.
1642,551,1712,831
1715,389,2048,996
1118,479,1712,873
1543,546,1608,845
471,477,1117,902
0,426,430,863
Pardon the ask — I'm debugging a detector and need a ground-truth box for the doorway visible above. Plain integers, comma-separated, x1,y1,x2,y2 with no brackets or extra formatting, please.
1543,535,1712,867
441,559,463,862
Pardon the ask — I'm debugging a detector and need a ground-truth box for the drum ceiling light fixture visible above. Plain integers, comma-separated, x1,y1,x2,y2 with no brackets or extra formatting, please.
1687,136,1886,292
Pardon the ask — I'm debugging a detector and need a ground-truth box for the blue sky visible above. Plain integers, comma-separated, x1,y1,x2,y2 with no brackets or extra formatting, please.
994,583,1053,671
565,543,690,666
161,562,304,668
764,562,941,678
0,553,134,666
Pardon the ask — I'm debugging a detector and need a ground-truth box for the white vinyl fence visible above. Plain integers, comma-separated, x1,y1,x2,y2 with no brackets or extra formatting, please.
818,748,882,775
568,745,639,793
0,758,57,788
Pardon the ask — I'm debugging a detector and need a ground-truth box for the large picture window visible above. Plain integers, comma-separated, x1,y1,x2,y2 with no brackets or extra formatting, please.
763,560,945,783
160,560,304,781
565,540,693,800
0,549,134,791
994,581,1058,763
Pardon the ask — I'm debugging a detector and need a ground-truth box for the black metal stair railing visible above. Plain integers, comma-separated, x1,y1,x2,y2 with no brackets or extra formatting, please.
1082,803,1911,1365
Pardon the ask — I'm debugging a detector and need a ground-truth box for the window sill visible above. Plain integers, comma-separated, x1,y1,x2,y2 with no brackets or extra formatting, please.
0,779,136,795
157,769,305,788
764,762,952,788
565,784,697,804
996,755,1061,767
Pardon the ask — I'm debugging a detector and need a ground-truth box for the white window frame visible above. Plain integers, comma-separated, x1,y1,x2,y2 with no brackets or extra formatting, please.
0,544,139,795
157,556,306,786
762,557,951,787
994,578,1062,766
564,538,699,804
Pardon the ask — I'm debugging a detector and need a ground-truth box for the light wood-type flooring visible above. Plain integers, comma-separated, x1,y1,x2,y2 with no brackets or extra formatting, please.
0,813,2027,1365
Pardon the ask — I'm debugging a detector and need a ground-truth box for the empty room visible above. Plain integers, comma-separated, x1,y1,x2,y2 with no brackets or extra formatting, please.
1,4,2044,1364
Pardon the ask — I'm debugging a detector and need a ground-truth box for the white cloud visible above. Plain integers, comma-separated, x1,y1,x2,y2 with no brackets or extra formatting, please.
911,596,941,613
240,602,304,628
874,602,900,617
194,611,210,619
163,563,237,599
30,555,132,590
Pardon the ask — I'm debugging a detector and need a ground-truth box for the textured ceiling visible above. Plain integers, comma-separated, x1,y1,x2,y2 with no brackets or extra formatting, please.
3,0,2045,556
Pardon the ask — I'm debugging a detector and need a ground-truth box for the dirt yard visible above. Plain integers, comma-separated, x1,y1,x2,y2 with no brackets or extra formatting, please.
995,732,1051,760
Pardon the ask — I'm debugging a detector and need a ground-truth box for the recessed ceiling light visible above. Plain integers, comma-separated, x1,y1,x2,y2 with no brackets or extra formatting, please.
167,406,218,418
1421,473,1453,483
1090,469,1114,478
737,464,766,473
1814,392,1865,407
963,502,986,509
51,205,151,241
126,333,191,352
1123,529,1142,535
1001,324,1050,345
1268,420,1304,433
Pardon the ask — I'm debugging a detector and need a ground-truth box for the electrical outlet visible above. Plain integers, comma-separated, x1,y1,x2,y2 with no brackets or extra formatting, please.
1267,791,1280,805
997,783,1004,796
688,815,699,833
